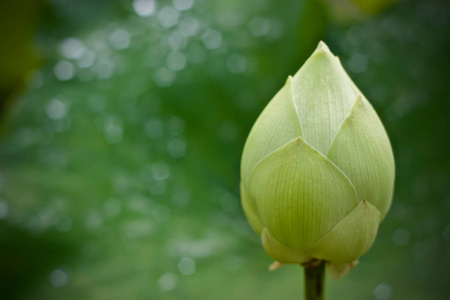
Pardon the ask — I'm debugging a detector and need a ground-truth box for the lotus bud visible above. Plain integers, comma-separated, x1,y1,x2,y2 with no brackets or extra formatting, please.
240,41,395,279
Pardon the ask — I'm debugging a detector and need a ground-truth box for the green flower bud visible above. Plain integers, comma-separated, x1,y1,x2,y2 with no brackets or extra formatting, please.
240,41,395,278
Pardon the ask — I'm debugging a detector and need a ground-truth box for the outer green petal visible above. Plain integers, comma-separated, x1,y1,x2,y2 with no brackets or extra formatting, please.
248,137,359,252
261,227,312,264
326,96,395,218
241,76,302,188
241,182,264,235
326,260,358,280
291,42,359,154
306,200,380,263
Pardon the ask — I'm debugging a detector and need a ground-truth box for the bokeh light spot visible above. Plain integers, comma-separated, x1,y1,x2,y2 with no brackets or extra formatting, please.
177,257,196,275
54,61,75,81
49,269,69,288
133,0,156,17
201,29,222,50
374,283,392,300
158,272,178,291
158,7,179,28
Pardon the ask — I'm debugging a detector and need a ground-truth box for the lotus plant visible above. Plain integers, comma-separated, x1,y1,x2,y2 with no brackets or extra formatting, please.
240,41,395,299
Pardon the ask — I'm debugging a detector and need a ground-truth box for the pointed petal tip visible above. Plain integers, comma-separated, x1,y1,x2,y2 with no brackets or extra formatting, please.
285,75,293,84
292,136,306,148
309,41,339,63
269,261,283,271
314,41,331,53
355,94,364,104
292,41,338,80
316,41,330,52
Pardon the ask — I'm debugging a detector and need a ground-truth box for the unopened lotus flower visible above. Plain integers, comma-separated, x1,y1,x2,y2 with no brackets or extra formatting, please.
240,41,395,279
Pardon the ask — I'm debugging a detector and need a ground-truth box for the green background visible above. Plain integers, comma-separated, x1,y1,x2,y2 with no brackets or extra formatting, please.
0,0,449,299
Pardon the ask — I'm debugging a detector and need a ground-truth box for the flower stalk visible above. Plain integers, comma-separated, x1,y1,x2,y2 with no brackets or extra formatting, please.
304,262,325,300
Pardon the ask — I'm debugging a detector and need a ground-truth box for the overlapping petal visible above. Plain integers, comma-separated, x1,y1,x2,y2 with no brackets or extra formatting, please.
240,182,264,235
291,42,359,154
240,76,302,188
327,96,395,218
248,137,359,252
305,199,380,263
261,227,312,264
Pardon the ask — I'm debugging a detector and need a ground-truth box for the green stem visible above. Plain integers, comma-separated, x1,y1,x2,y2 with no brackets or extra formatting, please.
304,261,325,300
